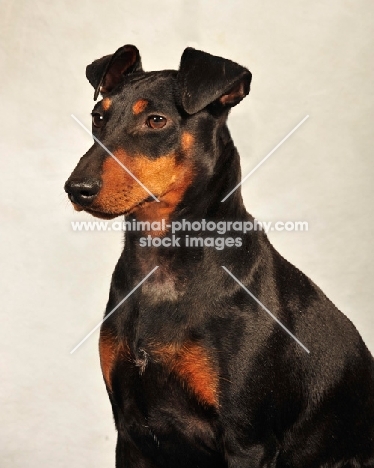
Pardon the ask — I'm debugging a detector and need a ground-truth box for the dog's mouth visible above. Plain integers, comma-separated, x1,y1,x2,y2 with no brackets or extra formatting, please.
71,195,157,219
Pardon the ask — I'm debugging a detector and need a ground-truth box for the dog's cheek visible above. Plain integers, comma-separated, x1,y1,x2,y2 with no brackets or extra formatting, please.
133,156,194,226
181,132,194,154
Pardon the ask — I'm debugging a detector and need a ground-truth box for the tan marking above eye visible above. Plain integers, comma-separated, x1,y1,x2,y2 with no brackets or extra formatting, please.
132,99,148,115
102,98,112,111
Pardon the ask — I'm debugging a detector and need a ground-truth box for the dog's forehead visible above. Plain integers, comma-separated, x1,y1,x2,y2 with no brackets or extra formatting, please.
113,70,178,107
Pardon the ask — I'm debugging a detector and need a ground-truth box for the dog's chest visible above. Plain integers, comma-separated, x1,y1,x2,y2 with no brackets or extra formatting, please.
99,331,219,408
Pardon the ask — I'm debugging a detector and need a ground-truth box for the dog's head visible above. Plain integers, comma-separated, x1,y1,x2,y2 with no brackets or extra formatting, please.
65,45,251,224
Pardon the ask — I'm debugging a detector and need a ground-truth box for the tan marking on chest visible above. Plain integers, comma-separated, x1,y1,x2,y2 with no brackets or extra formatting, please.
153,342,219,407
99,332,130,392
132,99,148,115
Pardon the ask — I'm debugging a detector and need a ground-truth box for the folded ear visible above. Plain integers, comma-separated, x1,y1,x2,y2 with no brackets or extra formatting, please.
86,45,142,100
177,48,252,114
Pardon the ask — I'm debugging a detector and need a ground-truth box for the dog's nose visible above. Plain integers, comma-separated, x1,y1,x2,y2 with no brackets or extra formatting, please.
64,178,101,206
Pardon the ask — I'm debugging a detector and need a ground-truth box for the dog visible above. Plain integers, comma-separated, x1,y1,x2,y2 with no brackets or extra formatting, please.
65,45,374,467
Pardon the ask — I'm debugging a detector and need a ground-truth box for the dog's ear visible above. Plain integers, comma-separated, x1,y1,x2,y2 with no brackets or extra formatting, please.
177,48,252,114
86,45,142,100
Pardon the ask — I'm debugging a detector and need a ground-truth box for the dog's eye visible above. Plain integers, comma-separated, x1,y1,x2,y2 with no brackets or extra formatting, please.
146,115,167,129
92,113,104,128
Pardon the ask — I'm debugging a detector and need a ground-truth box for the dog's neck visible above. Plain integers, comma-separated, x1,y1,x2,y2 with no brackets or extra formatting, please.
121,124,260,279
180,124,247,222
132,123,247,222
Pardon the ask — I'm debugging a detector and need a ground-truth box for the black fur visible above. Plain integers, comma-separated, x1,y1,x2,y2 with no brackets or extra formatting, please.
65,45,374,467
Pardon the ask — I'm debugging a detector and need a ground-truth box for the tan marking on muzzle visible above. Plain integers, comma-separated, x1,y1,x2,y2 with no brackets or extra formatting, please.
91,149,194,232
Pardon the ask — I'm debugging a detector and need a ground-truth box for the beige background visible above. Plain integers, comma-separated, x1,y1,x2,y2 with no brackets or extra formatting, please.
0,1,373,466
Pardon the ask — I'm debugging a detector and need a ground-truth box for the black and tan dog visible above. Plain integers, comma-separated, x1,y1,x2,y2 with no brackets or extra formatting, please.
65,45,374,467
